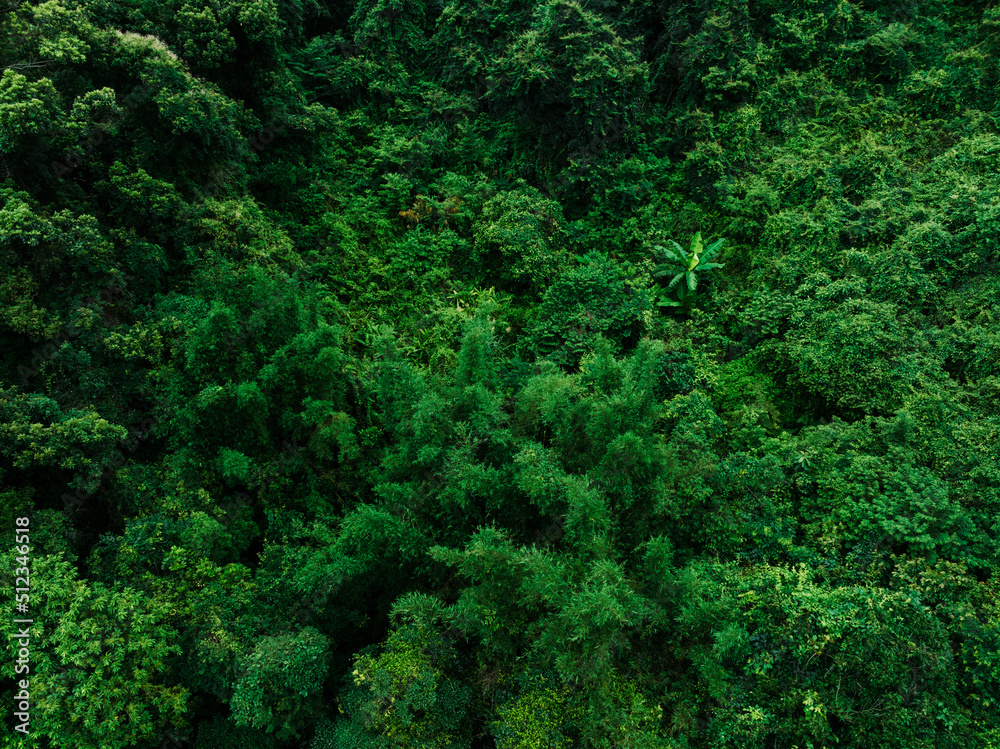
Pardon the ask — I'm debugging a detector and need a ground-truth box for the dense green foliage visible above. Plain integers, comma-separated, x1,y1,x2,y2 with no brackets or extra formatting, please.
1,0,999,746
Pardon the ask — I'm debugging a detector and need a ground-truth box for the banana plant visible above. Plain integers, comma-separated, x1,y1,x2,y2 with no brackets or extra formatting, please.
652,232,725,310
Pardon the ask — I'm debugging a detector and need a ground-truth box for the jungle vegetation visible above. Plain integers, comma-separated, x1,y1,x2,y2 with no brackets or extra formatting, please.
1,0,999,747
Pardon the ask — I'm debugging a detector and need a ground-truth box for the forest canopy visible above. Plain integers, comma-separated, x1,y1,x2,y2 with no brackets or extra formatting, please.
1,0,999,747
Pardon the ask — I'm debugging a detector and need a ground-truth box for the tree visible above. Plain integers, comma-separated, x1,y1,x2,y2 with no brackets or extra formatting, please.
230,627,330,738
652,232,725,311
473,182,570,293
528,253,654,366
0,551,187,749
488,0,650,164
324,622,472,749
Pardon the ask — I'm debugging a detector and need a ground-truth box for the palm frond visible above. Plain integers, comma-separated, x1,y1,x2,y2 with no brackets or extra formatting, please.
689,232,703,255
703,238,724,256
